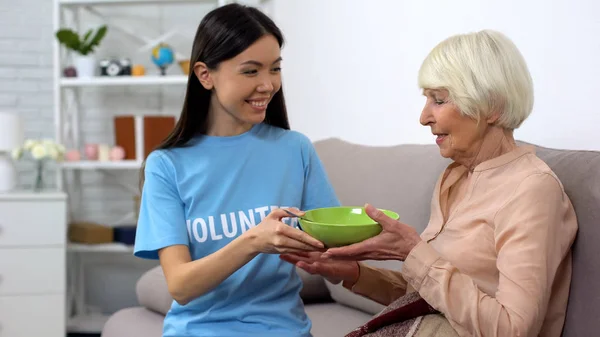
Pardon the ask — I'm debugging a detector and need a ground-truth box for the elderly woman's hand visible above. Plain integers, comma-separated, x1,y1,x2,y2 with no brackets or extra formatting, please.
321,204,422,261
280,251,359,285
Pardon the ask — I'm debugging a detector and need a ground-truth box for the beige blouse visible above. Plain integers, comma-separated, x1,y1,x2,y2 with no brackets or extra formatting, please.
344,146,578,337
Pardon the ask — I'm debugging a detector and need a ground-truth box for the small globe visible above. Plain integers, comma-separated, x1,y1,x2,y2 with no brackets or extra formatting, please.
151,43,175,75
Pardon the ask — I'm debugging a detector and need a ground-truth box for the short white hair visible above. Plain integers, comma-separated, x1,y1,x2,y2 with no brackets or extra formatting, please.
418,30,534,129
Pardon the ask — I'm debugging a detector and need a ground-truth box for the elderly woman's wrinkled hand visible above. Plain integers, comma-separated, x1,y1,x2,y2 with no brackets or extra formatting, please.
279,251,359,285
321,204,422,261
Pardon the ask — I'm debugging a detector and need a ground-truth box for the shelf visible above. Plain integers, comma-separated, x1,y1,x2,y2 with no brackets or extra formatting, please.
61,160,143,170
60,75,188,87
0,190,67,201
68,242,134,253
67,312,112,333
60,0,217,6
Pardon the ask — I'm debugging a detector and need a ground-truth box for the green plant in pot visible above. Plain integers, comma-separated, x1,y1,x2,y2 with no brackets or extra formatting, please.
55,25,107,78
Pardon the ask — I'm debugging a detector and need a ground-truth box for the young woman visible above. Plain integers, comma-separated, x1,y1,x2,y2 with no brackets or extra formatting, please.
133,4,340,337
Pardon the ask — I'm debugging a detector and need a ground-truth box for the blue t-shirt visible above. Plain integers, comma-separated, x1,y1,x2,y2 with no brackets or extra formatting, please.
134,123,340,337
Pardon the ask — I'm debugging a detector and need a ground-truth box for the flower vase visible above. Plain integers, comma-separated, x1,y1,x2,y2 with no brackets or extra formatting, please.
33,160,44,192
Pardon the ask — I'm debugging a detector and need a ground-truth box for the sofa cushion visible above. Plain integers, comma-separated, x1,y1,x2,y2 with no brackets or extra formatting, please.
101,307,164,337
526,143,600,337
305,302,372,337
313,139,449,314
313,138,449,231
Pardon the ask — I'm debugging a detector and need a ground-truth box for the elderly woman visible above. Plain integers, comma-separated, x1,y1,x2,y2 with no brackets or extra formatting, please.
281,30,578,337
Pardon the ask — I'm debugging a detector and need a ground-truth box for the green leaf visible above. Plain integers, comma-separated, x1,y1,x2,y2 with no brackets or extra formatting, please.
80,25,107,55
82,30,92,45
56,25,107,55
55,29,81,52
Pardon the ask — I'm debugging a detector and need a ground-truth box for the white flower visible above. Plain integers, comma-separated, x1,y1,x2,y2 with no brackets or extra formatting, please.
11,148,22,160
31,143,48,160
12,138,67,163
23,139,37,150
47,146,60,160
56,143,66,154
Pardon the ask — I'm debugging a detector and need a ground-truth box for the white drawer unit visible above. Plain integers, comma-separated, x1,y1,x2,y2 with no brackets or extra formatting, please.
0,294,65,337
0,247,65,295
0,192,67,337
0,199,66,247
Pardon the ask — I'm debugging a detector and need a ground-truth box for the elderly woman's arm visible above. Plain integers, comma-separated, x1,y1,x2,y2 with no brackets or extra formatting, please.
342,262,409,306
400,173,577,337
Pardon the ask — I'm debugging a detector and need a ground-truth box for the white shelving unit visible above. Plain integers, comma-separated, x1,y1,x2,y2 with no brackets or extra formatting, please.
60,74,189,87
61,160,143,170
60,0,222,5
68,242,134,253
52,0,237,334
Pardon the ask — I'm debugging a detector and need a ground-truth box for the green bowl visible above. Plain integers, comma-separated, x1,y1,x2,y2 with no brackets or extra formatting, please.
299,206,399,248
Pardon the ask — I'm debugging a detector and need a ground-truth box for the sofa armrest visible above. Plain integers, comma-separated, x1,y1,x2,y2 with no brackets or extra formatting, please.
136,265,172,316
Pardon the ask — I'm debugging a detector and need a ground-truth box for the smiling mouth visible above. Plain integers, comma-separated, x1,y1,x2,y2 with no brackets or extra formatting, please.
247,100,268,107
245,99,269,108
434,134,448,144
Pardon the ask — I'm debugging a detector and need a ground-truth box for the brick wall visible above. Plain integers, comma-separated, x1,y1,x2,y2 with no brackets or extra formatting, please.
0,0,55,187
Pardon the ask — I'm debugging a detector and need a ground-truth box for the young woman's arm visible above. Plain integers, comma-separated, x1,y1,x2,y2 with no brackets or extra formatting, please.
158,239,254,306
159,208,324,305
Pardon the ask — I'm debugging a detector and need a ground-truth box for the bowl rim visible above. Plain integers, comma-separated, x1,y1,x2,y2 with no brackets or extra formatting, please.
299,219,383,227
299,206,399,227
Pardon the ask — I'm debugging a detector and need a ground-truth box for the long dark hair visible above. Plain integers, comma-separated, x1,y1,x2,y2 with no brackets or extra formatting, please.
139,3,289,189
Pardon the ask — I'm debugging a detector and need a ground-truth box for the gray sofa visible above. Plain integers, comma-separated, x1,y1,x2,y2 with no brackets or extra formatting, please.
101,138,600,337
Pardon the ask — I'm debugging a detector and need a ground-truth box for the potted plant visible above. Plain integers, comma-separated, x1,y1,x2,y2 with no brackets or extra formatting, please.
55,25,108,78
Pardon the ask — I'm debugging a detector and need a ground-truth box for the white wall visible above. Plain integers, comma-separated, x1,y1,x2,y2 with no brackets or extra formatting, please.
272,0,600,151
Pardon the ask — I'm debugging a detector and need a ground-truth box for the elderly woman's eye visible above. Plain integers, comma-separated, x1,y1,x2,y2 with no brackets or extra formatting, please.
435,100,445,105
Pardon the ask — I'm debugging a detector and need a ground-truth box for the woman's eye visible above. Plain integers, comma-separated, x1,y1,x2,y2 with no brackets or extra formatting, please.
242,69,258,75
271,67,282,72
432,97,445,105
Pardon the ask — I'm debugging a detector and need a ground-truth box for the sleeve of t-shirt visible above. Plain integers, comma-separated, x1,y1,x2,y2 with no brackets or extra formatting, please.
299,136,341,211
133,150,189,260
